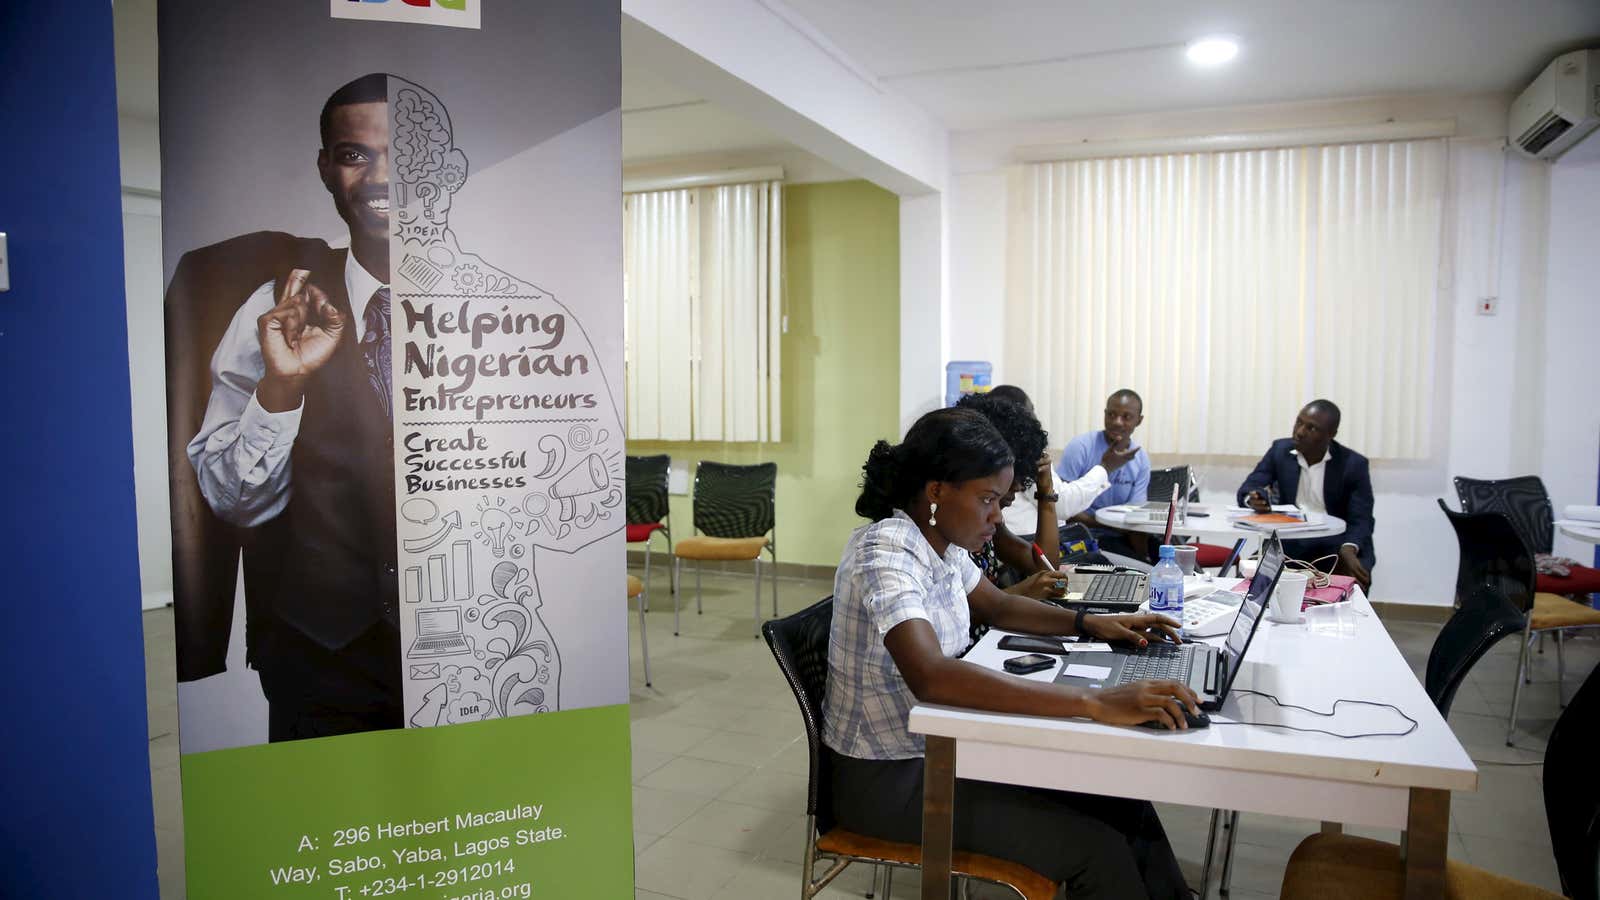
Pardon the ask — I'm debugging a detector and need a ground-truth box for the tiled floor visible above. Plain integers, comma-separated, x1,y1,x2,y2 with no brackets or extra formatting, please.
143,570,1597,899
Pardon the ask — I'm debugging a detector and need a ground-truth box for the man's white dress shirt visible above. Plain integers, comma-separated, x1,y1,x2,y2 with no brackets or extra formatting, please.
187,249,386,528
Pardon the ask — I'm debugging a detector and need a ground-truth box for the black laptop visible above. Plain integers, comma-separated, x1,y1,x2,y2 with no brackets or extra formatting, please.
1053,537,1285,711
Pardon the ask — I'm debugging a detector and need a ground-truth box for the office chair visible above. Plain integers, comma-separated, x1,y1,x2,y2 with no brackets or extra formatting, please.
625,454,676,603
1279,663,1600,900
1444,488,1600,742
761,598,1059,900
626,574,651,687
1454,475,1600,598
673,461,778,638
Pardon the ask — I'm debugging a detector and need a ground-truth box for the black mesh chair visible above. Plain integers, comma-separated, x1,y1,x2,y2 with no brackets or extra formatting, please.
625,454,676,601
760,599,1057,900
1280,663,1600,900
1450,484,1600,742
672,461,778,638
1455,475,1600,597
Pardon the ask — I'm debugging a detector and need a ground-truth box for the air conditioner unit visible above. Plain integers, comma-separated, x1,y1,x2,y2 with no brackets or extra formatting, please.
1509,49,1600,160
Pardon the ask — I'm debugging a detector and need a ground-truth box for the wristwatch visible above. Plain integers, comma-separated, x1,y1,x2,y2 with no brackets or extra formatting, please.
1035,490,1059,503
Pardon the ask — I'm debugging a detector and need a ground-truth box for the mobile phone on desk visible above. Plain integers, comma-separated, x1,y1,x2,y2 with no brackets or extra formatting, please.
1002,653,1057,675
998,635,1069,655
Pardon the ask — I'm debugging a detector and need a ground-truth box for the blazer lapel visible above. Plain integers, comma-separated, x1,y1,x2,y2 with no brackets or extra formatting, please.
1280,445,1302,504
1323,442,1348,511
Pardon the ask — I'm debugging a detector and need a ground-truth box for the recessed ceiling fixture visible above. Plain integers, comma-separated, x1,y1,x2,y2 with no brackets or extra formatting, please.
1186,35,1240,67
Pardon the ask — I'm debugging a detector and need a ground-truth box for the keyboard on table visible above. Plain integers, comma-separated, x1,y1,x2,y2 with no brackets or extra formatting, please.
1113,645,1193,684
1082,573,1144,606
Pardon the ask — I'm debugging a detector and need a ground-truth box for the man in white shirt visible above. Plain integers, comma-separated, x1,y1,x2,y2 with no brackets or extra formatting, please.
1237,400,1375,590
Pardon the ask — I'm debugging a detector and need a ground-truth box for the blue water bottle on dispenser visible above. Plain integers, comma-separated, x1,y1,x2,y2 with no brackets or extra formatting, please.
1148,544,1184,620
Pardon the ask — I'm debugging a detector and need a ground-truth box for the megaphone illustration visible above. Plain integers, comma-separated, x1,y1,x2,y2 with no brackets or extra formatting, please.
549,453,610,522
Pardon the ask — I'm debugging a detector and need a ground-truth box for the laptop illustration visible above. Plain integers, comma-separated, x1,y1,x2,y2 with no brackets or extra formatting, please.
1053,537,1286,712
407,608,471,658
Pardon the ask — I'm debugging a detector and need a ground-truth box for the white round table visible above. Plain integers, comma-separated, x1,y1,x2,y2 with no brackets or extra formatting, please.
1094,505,1347,542
1555,520,1600,545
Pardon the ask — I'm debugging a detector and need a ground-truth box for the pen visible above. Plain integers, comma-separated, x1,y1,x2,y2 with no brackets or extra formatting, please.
1032,542,1051,570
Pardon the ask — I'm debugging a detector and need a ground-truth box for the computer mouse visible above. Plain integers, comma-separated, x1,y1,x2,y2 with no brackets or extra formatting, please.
1137,710,1211,731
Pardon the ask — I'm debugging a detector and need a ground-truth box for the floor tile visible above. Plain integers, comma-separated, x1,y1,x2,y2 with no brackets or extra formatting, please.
632,785,715,836
632,835,753,899
639,756,756,798
682,730,796,768
1459,835,1565,894
667,800,794,855
717,769,810,812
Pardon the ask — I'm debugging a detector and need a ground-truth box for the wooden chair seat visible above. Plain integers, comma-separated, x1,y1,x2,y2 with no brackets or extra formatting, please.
627,575,644,598
816,828,1058,900
1530,592,1600,631
674,535,770,561
1280,833,1563,900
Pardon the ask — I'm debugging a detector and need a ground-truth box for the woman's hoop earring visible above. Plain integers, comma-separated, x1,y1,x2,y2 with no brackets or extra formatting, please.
929,502,938,526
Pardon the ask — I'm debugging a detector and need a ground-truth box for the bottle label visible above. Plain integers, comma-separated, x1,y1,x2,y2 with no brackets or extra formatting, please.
1150,584,1183,612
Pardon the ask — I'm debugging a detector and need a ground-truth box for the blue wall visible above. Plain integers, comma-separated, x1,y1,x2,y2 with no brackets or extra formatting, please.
0,3,160,897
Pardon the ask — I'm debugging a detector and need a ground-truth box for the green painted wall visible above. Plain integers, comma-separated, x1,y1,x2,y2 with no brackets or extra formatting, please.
627,180,901,568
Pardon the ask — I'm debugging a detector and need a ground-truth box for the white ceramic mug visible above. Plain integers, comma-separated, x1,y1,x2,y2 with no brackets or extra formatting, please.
1270,571,1309,622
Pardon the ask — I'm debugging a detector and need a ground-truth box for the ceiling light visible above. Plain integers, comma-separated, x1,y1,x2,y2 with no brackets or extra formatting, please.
1186,35,1239,67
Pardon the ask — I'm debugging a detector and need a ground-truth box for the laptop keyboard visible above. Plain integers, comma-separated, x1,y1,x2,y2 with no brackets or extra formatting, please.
415,638,463,650
1112,645,1192,684
1083,573,1144,606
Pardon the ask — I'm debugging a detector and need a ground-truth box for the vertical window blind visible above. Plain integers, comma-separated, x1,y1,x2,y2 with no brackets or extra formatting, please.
624,181,783,442
1006,138,1446,459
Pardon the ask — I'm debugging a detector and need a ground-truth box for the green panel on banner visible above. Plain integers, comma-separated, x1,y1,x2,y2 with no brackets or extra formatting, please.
181,705,632,898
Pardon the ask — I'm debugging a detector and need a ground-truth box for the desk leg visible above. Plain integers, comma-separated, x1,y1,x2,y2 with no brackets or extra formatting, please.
922,735,956,900
1402,787,1449,900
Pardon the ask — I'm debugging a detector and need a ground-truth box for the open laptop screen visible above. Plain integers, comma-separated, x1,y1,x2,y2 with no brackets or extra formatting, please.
1220,539,1285,677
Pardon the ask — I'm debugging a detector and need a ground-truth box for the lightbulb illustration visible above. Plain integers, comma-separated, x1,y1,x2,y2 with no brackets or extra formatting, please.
479,508,514,558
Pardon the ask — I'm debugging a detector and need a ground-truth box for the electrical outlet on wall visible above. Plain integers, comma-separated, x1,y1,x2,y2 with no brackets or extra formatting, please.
1478,296,1497,315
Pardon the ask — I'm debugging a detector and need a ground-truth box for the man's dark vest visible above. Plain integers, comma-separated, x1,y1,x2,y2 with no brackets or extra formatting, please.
259,249,399,651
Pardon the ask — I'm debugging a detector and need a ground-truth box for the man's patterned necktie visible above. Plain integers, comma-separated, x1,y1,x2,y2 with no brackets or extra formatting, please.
361,287,392,421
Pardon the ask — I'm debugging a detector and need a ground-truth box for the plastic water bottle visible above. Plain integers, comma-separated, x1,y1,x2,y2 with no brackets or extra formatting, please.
1149,544,1185,618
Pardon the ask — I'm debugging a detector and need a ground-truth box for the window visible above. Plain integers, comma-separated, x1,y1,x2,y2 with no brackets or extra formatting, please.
624,181,783,442
1006,139,1446,459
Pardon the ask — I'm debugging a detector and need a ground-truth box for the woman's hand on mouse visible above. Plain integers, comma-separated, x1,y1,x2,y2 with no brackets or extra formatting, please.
1086,680,1202,730
1082,612,1183,645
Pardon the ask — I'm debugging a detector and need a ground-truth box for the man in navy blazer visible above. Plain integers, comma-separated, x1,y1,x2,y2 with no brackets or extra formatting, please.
1236,400,1375,590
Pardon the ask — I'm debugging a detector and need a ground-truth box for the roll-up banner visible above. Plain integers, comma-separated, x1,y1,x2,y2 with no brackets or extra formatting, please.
158,2,628,896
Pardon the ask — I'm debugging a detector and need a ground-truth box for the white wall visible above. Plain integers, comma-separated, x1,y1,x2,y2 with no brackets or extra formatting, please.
1543,154,1600,564
944,93,1595,606
119,113,173,611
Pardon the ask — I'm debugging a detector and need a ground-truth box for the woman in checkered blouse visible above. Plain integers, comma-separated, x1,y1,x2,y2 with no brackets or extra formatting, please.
822,407,1196,899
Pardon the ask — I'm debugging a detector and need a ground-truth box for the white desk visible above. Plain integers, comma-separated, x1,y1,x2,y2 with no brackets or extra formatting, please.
1555,519,1600,545
1095,505,1347,543
908,590,1476,899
